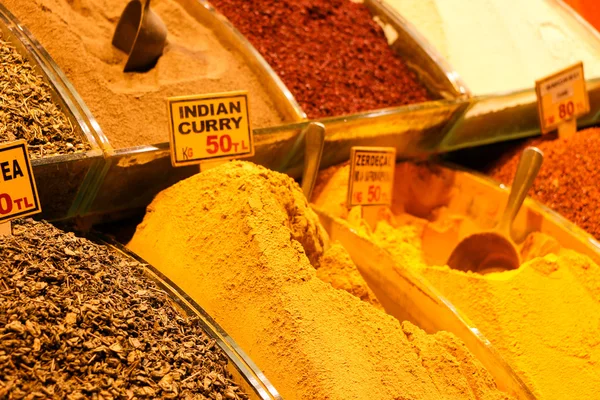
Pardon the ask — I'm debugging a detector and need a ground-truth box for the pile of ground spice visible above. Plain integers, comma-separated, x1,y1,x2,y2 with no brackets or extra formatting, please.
0,36,87,159
488,128,600,240
209,0,432,118
128,161,513,400
313,161,600,400
385,0,600,95
5,0,283,149
420,251,600,400
318,242,384,310
0,219,248,399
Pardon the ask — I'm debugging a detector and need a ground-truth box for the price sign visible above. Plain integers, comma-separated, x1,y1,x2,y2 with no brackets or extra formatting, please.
347,146,395,207
0,140,41,223
167,91,255,167
535,62,589,133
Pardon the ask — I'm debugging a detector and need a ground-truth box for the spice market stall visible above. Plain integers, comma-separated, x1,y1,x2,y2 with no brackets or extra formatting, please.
127,160,532,400
4,0,600,398
2,0,473,222
311,158,600,400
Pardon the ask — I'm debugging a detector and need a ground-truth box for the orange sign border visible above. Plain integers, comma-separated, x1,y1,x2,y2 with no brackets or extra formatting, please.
0,140,41,223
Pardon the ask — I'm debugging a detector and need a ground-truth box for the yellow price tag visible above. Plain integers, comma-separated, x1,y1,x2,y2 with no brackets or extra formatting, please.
0,140,41,223
347,146,396,207
535,62,589,134
167,91,255,167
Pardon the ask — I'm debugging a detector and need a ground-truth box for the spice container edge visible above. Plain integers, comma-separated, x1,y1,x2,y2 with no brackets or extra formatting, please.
91,233,284,400
364,0,471,99
444,161,600,265
179,0,307,122
0,4,107,220
0,3,109,153
551,0,600,48
439,77,600,154
313,208,537,400
79,98,469,221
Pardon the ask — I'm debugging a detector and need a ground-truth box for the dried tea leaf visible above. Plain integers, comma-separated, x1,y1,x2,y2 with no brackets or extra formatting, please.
0,219,250,400
0,37,89,158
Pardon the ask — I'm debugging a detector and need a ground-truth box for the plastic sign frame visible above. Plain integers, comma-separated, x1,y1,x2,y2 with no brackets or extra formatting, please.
0,140,41,223
535,62,589,134
167,91,255,167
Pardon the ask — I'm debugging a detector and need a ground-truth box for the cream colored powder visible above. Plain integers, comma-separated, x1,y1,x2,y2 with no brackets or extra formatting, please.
313,161,600,400
129,161,512,400
5,0,283,149
385,0,600,95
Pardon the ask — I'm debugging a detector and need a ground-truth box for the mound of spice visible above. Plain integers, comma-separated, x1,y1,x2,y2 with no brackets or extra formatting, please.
317,242,384,310
385,0,600,95
0,219,248,399
420,250,600,400
0,36,87,159
210,0,432,118
488,128,600,240
312,161,600,400
129,161,513,400
5,0,283,149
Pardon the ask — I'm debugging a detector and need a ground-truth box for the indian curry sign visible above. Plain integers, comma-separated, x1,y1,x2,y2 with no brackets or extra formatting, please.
167,91,255,167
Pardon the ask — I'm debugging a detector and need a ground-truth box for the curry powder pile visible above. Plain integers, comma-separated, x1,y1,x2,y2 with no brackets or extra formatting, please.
129,161,512,400
313,161,600,400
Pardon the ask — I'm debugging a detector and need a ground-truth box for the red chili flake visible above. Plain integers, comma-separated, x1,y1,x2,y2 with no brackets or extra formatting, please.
210,0,432,119
488,128,600,239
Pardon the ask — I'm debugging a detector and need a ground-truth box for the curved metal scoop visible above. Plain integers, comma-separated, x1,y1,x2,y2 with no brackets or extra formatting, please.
112,0,167,72
301,122,326,200
447,147,544,274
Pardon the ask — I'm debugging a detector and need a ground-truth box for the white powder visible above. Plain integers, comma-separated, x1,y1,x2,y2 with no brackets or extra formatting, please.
386,0,600,95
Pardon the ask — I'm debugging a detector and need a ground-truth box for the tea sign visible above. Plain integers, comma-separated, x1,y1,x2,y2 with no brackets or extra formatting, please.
0,140,41,233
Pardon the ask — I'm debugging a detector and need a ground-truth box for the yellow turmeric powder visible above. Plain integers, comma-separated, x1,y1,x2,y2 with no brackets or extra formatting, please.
129,161,513,400
313,161,600,400
318,242,384,310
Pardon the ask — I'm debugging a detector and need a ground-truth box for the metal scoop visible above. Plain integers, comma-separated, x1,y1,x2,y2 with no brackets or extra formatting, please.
112,0,167,72
301,122,326,200
447,147,544,274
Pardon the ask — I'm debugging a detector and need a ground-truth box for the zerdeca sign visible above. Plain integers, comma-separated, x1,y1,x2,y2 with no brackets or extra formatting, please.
167,91,255,167
347,146,396,207
0,140,41,223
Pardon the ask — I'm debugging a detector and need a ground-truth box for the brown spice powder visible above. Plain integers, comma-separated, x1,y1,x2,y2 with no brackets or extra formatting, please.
5,0,284,149
128,161,513,400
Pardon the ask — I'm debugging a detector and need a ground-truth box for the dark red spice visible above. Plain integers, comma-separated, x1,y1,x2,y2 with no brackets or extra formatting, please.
488,128,600,239
210,0,432,118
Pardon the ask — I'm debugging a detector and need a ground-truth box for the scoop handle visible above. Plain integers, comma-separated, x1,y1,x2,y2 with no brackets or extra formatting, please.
497,146,544,235
301,122,326,200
